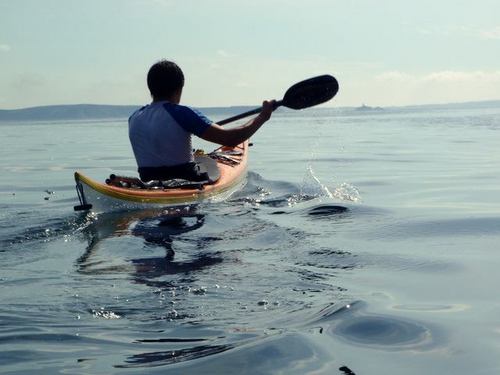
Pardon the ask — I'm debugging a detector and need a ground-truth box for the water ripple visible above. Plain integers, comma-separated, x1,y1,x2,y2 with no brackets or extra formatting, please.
333,315,430,348
310,302,440,351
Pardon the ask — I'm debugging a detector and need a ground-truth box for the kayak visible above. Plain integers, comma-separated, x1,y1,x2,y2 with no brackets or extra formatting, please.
74,142,248,213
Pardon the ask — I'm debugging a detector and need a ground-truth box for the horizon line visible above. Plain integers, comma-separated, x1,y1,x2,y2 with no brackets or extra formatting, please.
1,98,500,112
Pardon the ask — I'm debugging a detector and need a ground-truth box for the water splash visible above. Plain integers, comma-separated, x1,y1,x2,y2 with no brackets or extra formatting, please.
299,166,361,203
331,182,361,203
299,166,333,199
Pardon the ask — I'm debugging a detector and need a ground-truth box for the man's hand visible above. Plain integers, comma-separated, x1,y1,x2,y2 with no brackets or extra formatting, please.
257,100,276,122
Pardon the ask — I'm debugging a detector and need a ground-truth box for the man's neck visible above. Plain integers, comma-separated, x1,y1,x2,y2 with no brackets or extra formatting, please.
152,97,176,103
152,91,181,104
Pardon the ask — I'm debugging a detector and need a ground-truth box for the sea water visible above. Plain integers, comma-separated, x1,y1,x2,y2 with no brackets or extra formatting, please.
1,103,500,374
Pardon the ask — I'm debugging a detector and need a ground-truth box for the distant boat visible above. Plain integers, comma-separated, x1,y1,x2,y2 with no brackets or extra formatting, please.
355,104,383,111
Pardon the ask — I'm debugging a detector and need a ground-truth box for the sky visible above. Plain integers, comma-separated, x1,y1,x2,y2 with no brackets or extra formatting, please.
1,0,499,109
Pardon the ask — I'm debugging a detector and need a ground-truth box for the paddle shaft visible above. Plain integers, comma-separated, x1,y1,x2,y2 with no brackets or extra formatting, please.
218,100,283,126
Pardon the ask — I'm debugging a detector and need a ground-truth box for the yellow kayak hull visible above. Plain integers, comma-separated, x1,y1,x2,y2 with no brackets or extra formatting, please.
74,142,248,213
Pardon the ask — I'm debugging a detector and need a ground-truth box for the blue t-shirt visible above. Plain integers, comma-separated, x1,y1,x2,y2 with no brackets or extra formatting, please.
128,101,212,168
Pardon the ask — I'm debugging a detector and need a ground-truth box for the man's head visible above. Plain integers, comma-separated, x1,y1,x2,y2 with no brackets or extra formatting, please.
147,60,184,101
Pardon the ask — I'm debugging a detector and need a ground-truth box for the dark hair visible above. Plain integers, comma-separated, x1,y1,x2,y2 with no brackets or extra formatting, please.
147,60,184,99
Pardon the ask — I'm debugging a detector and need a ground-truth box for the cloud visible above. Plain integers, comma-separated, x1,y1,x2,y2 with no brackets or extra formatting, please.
0,44,11,52
478,27,500,40
375,70,500,84
425,70,500,83
417,25,500,41
461,26,500,40
367,70,500,106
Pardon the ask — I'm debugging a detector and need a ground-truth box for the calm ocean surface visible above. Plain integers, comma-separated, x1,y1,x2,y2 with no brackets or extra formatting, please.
1,103,500,374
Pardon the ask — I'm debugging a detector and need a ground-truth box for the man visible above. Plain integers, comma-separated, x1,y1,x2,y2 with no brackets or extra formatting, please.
129,59,275,182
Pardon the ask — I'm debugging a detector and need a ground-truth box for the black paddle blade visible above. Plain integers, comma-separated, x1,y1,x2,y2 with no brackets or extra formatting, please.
282,75,339,110
217,74,339,125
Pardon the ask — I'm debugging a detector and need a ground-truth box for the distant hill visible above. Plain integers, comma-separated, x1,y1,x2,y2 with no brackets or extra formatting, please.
0,104,139,121
1,100,498,122
0,104,255,122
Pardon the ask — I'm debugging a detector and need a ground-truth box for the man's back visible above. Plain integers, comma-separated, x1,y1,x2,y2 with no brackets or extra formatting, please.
128,101,211,168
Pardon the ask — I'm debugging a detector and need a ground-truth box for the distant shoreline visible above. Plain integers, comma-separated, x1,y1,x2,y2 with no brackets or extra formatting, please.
0,100,499,122
0,104,257,122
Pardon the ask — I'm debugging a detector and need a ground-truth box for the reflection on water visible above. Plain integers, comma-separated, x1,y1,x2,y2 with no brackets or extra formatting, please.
77,208,225,280
71,201,439,370
1,176,447,372
116,344,233,369
68,197,360,369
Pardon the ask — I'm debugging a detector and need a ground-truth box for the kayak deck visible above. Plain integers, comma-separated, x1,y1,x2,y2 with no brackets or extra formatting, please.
74,142,248,213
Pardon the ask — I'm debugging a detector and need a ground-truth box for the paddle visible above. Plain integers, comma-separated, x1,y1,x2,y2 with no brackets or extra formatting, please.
217,75,339,125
